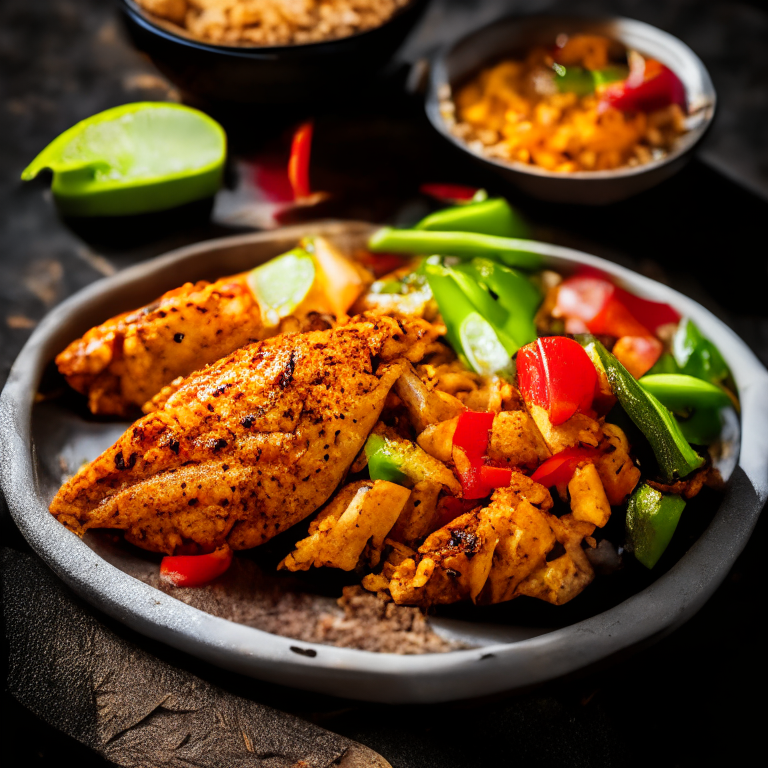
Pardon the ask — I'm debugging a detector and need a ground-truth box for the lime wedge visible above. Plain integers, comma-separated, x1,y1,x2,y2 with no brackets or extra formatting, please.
459,311,514,377
247,249,317,327
21,102,226,216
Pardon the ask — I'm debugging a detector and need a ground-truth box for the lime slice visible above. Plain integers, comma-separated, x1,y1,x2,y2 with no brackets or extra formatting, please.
459,311,513,377
21,102,226,216
247,249,317,327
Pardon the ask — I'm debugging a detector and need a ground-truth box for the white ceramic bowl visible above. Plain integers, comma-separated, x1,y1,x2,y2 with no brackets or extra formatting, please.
425,15,717,205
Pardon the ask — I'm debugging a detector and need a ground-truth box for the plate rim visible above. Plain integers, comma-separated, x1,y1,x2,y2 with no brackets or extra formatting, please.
2,221,766,703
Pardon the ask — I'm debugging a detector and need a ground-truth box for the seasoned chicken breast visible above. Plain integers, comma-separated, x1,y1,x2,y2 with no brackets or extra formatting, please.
50,315,438,554
55,237,371,416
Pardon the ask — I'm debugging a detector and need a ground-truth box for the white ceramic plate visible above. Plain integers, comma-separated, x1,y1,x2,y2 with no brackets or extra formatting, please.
2,221,766,703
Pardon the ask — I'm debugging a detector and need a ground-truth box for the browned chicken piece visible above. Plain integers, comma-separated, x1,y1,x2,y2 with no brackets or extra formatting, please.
387,480,443,547
388,508,498,607
385,472,598,607
56,275,266,416
514,514,596,606
487,410,551,468
50,315,438,555
528,404,602,453
568,463,611,527
394,362,465,433
416,417,459,464
596,423,641,505
279,480,411,572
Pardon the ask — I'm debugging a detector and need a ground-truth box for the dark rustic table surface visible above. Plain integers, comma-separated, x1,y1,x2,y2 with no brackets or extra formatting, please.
2,1,766,766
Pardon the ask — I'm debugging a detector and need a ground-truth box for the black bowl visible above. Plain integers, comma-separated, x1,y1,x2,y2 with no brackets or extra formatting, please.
119,0,428,106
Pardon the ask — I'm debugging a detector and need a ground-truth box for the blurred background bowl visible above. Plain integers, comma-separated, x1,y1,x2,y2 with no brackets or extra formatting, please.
119,0,428,106
425,14,716,205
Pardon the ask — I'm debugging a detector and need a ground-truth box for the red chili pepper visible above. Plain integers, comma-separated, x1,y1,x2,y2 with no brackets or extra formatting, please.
600,58,686,113
288,120,313,200
612,335,663,379
530,447,602,487
517,337,598,425
160,546,233,588
419,183,480,203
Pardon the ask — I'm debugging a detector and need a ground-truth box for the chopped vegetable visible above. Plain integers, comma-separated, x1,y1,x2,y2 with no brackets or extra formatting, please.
160,546,233,587
415,197,530,239
304,236,367,320
455,258,541,348
556,273,679,336
600,58,686,114
419,183,483,203
423,263,513,376
246,248,317,326
288,120,313,200
639,372,732,446
365,434,409,484
368,228,544,270
638,374,732,411
452,411,513,499
453,411,495,464
612,335,662,379
517,337,597,426
556,275,651,337
672,318,731,386
625,483,686,568
579,335,704,481
530,446,602,487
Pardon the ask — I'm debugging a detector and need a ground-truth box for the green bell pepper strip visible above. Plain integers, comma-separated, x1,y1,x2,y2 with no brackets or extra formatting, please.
626,483,686,569
638,374,732,411
447,268,519,355
368,228,544,271
364,434,409,484
672,318,730,385
578,335,704,481
647,352,680,376
423,263,513,375
554,64,629,95
414,197,530,239
592,65,630,86
675,407,723,446
639,373,731,446
455,258,541,348
554,65,596,96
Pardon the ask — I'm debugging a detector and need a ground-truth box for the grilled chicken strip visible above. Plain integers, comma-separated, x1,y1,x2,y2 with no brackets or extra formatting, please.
56,275,266,416
50,315,438,554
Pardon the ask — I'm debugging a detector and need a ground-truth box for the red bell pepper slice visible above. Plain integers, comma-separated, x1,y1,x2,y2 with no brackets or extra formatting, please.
600,58,686,113
530,447,602,488
419,183,480,203
453,411,495,464
288,120,313,200
355,250,408,278
452,411,513,499
556,274,680,337
459,464,514,500
517,337,598,425
160,546,233,588
612,335,663,379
